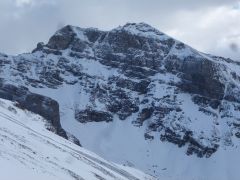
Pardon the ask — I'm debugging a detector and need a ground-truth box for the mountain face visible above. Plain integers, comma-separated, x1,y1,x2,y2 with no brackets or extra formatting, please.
0,98,153,180
1,22,240,179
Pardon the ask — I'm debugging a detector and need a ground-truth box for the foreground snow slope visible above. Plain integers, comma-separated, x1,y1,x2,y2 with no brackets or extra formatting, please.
0,98,153,180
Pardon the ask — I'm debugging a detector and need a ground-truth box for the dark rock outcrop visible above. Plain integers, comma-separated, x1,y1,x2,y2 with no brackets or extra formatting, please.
75,108,113,123
165,58,225,100
47,25,75,50
161,129,218,158
0,83,80,146
138,107,154,124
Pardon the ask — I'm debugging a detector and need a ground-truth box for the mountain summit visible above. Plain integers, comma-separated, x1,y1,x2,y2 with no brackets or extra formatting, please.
1,23,240,179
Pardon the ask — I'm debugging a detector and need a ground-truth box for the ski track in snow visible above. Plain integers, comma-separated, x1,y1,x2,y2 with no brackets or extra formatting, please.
0,99,153,180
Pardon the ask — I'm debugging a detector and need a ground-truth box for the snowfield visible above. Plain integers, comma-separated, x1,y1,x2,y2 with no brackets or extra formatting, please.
1,22,240,180
27,85,240,180
0,98,154,180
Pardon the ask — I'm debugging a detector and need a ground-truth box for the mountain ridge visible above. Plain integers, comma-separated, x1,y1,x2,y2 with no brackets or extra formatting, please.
1,22,240,179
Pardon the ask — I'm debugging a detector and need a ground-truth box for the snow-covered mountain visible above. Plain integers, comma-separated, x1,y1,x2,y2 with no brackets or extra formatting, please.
1,22,240,179
0,98,153,180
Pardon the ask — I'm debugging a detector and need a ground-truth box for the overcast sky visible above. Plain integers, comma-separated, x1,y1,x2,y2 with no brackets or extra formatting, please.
0,0,239,60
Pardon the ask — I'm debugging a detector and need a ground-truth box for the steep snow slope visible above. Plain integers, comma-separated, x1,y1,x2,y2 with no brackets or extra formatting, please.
1,22,240,179
0,98,153,180
27,82,240,180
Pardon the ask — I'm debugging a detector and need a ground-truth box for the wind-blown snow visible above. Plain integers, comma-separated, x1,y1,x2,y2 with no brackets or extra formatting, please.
0,98,153,180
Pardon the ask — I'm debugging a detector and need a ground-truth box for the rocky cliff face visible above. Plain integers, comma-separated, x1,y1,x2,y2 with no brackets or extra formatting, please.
1,23,240,171
0,82,80,145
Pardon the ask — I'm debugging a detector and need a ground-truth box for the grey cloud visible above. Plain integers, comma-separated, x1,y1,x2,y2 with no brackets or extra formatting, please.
230,43,239,52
